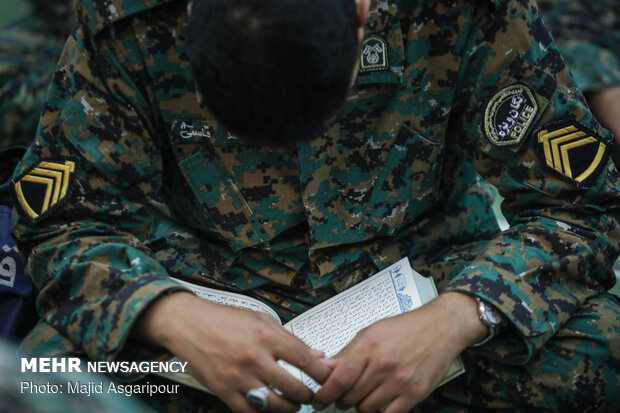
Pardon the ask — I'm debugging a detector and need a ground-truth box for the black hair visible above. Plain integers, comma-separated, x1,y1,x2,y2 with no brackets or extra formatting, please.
187,0,359,146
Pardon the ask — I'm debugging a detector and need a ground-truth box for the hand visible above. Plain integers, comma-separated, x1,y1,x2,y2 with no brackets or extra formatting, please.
586,86,620,143
136,292,333,412
312,292,487,413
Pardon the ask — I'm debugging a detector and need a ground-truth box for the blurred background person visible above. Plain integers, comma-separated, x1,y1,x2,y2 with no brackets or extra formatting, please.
0,0,74,149
538,0,620,148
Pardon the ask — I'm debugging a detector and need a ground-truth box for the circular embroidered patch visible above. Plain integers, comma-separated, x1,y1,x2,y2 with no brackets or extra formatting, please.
484,84,538,146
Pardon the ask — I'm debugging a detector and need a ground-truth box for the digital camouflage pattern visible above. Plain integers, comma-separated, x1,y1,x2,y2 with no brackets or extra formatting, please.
538,0,620,92
11,0,620,411
0,0,74,149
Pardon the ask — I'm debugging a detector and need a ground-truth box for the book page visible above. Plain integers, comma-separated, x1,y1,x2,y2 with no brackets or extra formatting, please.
281,258,425,390
279,258,464,413
161,261,465,411
170,277,281,324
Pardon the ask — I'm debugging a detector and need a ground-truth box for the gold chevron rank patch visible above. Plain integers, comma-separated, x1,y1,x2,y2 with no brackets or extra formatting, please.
537,124,608,187
12,158,77,224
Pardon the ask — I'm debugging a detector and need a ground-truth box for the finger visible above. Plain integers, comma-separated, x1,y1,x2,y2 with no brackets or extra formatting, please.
272,332,333,385
226,390,301,413
381,396,417,413
320,358,339,369
231,384,301,413
357,385,408,413
265,390,302,413
312,356,367,409
311,348,326,359
334,365,382,410
257,360,315,404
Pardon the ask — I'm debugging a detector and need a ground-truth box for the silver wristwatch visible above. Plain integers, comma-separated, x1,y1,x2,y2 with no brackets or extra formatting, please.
472,297,503,347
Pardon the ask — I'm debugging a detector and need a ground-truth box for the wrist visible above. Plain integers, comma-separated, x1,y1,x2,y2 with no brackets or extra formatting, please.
439,292,489,348
133,290,196,349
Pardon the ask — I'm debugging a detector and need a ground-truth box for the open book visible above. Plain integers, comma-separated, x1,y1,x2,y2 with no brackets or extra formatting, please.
158,258,465,412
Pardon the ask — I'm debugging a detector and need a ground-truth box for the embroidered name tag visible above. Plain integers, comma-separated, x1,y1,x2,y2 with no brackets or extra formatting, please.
171,119,240,146
360,35,389,73
537,124,608,186
12,158,77,224
484,84,538,146
177,120,213,140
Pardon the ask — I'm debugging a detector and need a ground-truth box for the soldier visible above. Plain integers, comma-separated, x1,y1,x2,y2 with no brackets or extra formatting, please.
538,0,620,144
0,0,74,149
11,0,620,412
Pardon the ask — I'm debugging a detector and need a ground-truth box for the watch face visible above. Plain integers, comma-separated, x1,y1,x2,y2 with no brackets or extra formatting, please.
485,305,502,326
478,299,502,326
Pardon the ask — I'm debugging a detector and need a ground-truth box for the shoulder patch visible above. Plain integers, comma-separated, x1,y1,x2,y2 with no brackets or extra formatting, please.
537,124,609,187
484,84,538,146
12,158,78,224
360,35,389,73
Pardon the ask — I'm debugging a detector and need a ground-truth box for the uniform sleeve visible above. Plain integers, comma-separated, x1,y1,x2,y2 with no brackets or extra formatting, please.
10,22,187,362
443,0,620,364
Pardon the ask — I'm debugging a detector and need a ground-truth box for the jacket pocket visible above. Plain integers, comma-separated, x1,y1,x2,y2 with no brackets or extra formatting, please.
365,124,444,236
169,119,271,251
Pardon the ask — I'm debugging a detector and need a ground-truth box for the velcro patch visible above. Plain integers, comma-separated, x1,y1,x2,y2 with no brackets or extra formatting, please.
484,84,538,146
12,158,77,224
360,35,388,73
537,124,608,187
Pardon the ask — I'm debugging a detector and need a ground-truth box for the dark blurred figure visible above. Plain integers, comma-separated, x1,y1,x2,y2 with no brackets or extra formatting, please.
0,0,74,149
538,0,620,145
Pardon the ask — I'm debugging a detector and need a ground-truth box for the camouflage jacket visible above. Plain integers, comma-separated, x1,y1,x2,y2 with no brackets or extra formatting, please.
537,0,620,91
11,0,620,366
0,0,74,149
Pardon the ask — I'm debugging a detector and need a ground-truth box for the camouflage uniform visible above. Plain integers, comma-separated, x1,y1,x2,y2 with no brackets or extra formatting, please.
11,0,620,411
537,0,620,92
0,0,74,149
